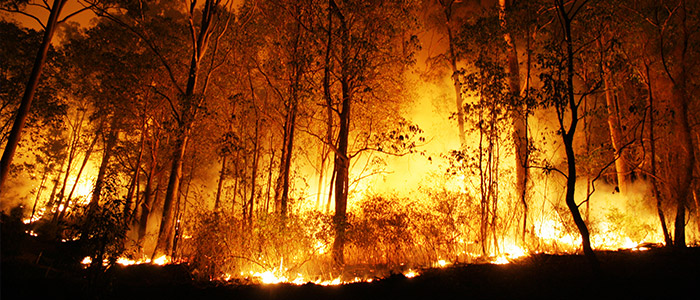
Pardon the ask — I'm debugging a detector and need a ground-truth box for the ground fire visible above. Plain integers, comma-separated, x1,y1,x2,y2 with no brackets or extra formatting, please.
1,0,699,298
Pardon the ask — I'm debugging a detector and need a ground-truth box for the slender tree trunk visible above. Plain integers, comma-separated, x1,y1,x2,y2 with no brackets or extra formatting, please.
30,162,52,222
153,0,221,259
89,118,119,214
441,1,465,146
275,15,303,217
329,0,350,267
556,0,599,272
321,3,334,212
153,129,189,258
125,122,146,221
55,123,101,224
326,164,336,214
644,64,672,246
265,143,273,213
137,144,159,246
672,83,692,248
248,118,259,225
671,0,692,248
499,0,528,245
231,151,239,214
275,101,296,216
331,93,350,267
45,165,63,212
0,0,68,192
52,109,87,222
214,155,227,211
598,38,629,194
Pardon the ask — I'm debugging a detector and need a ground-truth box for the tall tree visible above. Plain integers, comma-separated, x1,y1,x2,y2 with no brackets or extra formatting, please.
539,0,600,272
438,0,467,146
325,0,418,267
558,0,599,270
152,0,233,258
498,0,529,246
0,0,92,194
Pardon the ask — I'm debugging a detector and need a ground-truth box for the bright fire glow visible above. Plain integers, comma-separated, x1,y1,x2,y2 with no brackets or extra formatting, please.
404,269,418,278
152,255,170,265
435,259,449,268
246,269,352,286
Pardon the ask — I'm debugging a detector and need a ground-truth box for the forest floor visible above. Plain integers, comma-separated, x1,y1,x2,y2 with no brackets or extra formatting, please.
3,232,700,300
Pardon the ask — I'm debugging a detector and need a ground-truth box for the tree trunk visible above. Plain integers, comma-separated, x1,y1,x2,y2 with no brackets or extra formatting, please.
644,64,672,246
671,0,692,249
0,0,68,192
320,2,334,212
55,122,101,224
153,0,220,259
556,0,599,272
275,102,296,217
137,140,159,246
598,37,629,194
248,118,259,226
52,109,88,223
30,161,52,222
672,83,692,248
153,129,189,258
441,1,465,146
499,0,528,245
125,121,146,221
328,0,351,267
214,154,227,211
89,118,119,214
275,9,304,218
331,93,350,267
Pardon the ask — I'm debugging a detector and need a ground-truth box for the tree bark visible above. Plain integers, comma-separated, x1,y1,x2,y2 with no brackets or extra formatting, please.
137,137,160,246
598,37,629,194
329,0,350,267
89,117,120,214
153,129,189,258
671,0,692,249
0,0,68,193
440,0,466,146
644,63,672,246
153,0,222,258
248,118,259,226
124,121,146,221
672,83,692,248
499,0,528,245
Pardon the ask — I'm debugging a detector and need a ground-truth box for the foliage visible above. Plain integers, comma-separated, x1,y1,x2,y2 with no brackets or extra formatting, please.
73,178,128,270
186,210,334,280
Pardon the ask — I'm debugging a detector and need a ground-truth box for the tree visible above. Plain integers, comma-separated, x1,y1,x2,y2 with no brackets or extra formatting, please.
0,0,92,194
498,0,530,245
537,0,600,271
325,0,419,267
557,0,599,270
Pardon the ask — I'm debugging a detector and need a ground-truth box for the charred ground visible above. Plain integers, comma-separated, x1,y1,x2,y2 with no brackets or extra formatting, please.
3,230,699,300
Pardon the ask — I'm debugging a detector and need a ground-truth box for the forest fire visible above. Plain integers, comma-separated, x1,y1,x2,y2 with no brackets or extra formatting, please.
1,0,699,298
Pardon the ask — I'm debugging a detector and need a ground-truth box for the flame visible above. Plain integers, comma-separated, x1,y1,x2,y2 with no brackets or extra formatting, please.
403,269,418,278
152,255,170,265
244,269,354,286
435,259,450,268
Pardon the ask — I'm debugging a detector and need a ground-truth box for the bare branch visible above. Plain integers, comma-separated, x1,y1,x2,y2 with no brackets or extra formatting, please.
0,8,47,29
57,4,95,24
149,85,181,124
91,6,185,96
